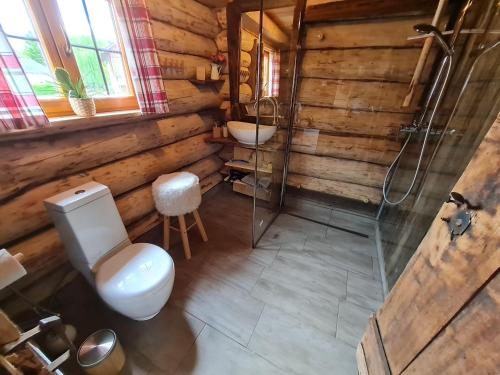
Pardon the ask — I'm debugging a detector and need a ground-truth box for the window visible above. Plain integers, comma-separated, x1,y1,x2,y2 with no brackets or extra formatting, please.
0,0,138,118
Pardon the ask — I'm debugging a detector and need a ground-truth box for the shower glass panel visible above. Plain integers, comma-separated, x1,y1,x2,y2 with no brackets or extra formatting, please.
379,1,500,288
251,2,294,246
278,3,434,237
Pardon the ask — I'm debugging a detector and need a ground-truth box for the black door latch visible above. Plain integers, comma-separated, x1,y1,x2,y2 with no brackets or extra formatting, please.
441,191,481,240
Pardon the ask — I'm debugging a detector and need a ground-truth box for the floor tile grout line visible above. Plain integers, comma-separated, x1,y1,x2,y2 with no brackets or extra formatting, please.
245,299,267,348
169,320,208,375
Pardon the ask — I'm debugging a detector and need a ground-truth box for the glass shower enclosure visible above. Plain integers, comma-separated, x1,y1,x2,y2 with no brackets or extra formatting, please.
251,0,500,290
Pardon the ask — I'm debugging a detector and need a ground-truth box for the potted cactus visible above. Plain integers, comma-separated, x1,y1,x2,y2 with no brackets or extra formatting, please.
54,67,96,117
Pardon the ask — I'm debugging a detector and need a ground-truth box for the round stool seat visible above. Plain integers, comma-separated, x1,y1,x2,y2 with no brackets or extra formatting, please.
152,172,201,216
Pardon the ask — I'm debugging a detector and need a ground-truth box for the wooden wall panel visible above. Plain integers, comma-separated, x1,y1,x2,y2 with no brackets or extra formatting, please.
152,20,217,58
296,105,410,138
0,133,221,245
164,80,222,114
289,12,436,204
159,52,212,79
402,273,500,374
0,113,214,200
304,16,429,49
301,48,435,82
290,130,400,164
289,152,387,188
287,174,380,204
298,78,420,113
147,0,219,38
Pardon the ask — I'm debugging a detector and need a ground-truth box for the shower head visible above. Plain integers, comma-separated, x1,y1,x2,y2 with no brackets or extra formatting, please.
414,23,453,56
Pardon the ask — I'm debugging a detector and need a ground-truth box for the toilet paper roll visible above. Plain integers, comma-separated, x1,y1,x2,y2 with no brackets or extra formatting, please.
0,249,27,289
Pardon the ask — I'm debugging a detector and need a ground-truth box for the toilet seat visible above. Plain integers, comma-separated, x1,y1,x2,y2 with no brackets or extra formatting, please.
95,243,175,320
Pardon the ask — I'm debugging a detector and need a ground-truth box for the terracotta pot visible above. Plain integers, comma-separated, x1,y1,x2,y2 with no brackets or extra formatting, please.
69,97,96,117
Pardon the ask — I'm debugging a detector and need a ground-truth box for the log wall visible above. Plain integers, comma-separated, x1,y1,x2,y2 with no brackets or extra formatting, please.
289,14,435,205
0,0,227,306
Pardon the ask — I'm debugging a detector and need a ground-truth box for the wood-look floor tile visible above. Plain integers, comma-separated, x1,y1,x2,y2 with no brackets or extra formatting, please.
171,271,265,346
248,305,358,375
329,210,376,237
304,238,374,276
285,197,332,223
259,252,347,300
248,248,279,266
173,326,286,375
117,306,205,374
337,301,373,348
273,213,328,240
258,226,307,250
197,251,266,292
325,227,377,258
346,272,384,311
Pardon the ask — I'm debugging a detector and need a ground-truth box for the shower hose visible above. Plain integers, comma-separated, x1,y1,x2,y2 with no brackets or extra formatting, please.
382,54,453,206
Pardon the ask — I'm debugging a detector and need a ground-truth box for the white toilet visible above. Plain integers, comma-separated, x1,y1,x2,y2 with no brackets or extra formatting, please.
44,181,175,321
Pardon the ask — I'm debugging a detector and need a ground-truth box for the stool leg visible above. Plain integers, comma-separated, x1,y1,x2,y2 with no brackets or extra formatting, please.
178,215,191,260
163,216,170,250
193,209,208,242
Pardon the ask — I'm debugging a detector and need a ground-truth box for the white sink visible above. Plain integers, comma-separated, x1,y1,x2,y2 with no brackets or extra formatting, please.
227,121,277,145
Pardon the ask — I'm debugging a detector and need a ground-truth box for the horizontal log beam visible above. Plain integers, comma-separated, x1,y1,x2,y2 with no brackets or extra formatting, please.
304,0,436,23
304,16,431,49
290,129,400,165
288,152,387,188
216,30,228,52
164,80,223,114
147,0,219,38
242,12,289,47
297,105,410,138
0,113,216,201
152,20,217,58
287,174,381,204
298,78,422,113
236,0,295,12
301,48,436,83
0,134,221,245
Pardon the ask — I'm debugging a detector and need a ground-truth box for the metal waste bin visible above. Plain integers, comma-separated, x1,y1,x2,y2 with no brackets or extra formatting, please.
77,329,125,375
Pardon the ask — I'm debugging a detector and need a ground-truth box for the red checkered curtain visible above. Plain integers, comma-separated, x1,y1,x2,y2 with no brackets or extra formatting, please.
0,26,48,133
113,0,168,113
271,51,280,97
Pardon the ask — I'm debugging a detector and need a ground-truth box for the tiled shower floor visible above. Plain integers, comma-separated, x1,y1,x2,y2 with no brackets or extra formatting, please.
54,184,384,375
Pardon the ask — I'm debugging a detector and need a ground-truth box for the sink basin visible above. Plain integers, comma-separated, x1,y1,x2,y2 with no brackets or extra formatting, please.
227,121,277,145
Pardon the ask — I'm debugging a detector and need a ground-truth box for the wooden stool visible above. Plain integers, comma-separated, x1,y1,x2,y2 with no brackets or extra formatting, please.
152,172,208,259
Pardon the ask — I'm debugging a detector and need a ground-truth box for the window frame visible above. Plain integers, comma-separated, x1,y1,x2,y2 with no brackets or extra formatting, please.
24,0,138,118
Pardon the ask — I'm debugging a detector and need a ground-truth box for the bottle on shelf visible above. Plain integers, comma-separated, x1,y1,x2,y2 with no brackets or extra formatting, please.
213,122,221,138
222,123,228,138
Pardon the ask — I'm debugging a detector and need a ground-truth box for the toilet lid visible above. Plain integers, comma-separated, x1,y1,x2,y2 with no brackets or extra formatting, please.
96,243,174,300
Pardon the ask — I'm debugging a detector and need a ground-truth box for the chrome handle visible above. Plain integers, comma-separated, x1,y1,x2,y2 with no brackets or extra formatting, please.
60,26,72,56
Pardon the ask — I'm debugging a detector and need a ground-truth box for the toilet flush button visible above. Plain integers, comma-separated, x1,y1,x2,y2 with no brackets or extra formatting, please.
75,189,86,194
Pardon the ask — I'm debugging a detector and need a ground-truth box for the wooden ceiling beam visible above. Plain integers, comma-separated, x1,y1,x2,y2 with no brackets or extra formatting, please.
243,11,290,46
304,0,437,23
236,0,295,12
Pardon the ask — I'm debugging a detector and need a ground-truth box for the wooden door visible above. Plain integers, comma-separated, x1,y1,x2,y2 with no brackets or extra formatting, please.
358,116,500,374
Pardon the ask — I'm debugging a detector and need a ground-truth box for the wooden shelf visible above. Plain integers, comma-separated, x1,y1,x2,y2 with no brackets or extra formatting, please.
188,79,225,85
206,136,238,144
233,180,271,201
225,160,272,174
206,136,284,153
